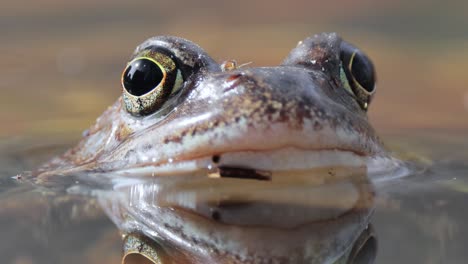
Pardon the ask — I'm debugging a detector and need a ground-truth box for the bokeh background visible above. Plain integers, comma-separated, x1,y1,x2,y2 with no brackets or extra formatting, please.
1,1,468,263
2,0,468,139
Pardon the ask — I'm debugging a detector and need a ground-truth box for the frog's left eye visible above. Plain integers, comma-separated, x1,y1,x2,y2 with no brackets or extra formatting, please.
339,41,376,110
122,52,183,116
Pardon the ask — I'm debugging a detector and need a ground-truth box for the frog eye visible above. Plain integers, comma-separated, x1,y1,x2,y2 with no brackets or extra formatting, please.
339,41,376,110
346,226,377,264
122,52,183,116
122,234,167,264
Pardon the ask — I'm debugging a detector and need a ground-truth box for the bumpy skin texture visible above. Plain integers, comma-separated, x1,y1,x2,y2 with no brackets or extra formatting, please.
37,33,384,177
35,33,383,264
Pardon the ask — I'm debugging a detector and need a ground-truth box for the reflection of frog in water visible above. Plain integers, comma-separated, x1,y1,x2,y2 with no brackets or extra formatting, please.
35,33,393,263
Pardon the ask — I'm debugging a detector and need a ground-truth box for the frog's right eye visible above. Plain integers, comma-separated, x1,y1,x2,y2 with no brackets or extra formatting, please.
122,52,183,116
339,41,376,111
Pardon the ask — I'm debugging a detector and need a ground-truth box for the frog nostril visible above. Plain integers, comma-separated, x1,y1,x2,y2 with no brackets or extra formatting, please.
212,155,221,163
211,210,221,221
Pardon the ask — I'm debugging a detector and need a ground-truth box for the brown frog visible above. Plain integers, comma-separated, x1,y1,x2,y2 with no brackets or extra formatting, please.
35,33,398,263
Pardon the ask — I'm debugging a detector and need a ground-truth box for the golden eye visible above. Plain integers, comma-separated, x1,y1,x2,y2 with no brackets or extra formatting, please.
339,41,376,111
122,51,183,116
122,234,167,264
123,57,165,96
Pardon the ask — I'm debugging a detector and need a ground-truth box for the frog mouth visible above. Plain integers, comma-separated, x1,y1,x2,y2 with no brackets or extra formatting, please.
217,166,272,181
101,146,404,195
35,146,401,188
112,147,375,177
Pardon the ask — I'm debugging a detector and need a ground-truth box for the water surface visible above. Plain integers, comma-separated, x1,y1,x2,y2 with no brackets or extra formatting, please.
1,1,468,263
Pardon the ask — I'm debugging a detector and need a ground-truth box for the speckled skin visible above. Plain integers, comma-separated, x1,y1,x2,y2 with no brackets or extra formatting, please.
37,32,385,177
35,33,385,264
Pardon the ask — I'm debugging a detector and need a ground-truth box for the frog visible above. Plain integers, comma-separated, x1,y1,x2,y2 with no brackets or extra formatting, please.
33,32,400,263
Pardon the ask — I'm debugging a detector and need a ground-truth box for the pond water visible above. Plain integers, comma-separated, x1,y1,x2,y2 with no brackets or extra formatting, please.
1,1,468,263
1,132,467,264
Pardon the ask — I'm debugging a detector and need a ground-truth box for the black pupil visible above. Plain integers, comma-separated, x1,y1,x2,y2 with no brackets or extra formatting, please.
350,51,375,92
123,58,164,96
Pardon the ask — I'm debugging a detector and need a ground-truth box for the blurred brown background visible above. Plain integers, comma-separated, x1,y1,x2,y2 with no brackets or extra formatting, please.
1,2,467,263
1,0,468,138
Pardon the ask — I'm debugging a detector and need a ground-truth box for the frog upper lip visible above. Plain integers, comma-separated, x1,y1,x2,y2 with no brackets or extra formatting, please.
34,148,358,182
100,147,372,179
